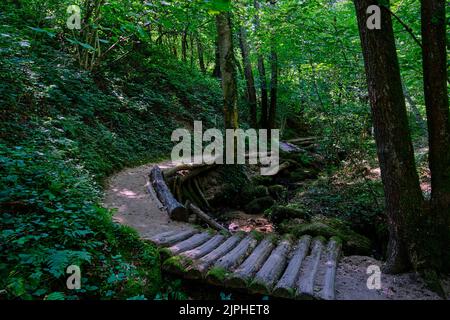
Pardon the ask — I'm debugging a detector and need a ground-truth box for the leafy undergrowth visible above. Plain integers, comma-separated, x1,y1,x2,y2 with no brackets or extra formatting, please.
0,13,222,299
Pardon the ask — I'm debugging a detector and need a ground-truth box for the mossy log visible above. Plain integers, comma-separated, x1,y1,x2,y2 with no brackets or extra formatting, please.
297,237,324,297
249,238,292,294
148,229,196,247
225,238,276,288
207,236,258,285
181,234,226,260
320,237,342,300
149,166,188,221
186,234,243,279
167,232,212,256
273,235,311,298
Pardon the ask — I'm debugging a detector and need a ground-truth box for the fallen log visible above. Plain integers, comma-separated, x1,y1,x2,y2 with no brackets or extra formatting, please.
181,234,226,260
207,236,258,285
146,182,164,210
287,137,318,145
320,237,341,300
166,232,212,256
186,234,243,279
147,229,197,247
186,201,229,233
225,238,275,288
249,237,292,294
297,237,324,297
149,165,188,221
273,235,311,298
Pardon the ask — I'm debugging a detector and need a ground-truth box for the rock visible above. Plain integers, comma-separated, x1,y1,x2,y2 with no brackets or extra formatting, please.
268,185,286,200
281,215,372,255
269,205,308,224
245,196,275,215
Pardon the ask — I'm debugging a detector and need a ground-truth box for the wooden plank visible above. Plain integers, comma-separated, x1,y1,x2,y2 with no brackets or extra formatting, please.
297,237,324,297
225,238,276,288
320,238,341,300
273,235,311,298
249,238,292,294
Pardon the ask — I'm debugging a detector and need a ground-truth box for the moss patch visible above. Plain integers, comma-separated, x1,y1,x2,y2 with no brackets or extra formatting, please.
206,267,228,284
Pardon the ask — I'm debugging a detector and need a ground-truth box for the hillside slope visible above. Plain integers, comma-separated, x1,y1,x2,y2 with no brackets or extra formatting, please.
0,10,222,300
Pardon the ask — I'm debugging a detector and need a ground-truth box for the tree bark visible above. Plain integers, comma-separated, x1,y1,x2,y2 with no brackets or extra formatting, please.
402,82,428,135
216,12,239,129
196,36,206,73
238,26,258,128
268,48,278,129
254,0,269,129
421,0,450,271
181,27,188,62
354,0,425,274
212,37,221,78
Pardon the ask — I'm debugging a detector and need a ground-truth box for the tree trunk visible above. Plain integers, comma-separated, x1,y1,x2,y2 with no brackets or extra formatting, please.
421,0,450,271
216,12,239,129
196,36,206,74
238,26,258,128
354,0,425,274
181,28,188,62
268,48,278,129
402,82,428,135
212,37,221,78
254,0,269,129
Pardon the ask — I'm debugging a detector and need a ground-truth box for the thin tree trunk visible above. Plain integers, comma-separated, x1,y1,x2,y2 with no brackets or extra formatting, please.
212,37,221,78
182,27,188,62
216,12,238,129
421,0,450,271
402,82,427,135
268,48,278,129
196,36,206,74
238,26,258,128
254,0,269,129
354,0,425,274
190,35,194,68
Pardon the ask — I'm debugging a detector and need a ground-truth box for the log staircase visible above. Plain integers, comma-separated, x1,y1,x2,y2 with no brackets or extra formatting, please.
147,229,341,300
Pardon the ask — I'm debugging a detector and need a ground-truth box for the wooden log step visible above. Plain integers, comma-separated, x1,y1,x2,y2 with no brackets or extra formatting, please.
249,237,292,294
149,165,188,221
186,233,243,279
273,235,311,298
181,234,226,260
297,237,325,298
225,237,276,288
206,235,258,285
148,229,197,247
165,232,212,256
320,237,342,300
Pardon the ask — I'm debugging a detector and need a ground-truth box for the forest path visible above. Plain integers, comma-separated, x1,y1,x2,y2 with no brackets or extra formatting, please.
103,161,447,300
103,160,194,239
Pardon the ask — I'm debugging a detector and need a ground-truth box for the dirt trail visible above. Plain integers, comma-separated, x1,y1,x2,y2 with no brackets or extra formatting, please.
103,161,448,300
103,161,193,239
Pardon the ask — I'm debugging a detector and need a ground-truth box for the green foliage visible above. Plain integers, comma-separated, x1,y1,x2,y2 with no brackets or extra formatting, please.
0,4,222,300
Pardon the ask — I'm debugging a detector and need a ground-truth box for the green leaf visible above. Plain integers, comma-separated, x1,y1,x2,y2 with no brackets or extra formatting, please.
45,292,65,300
